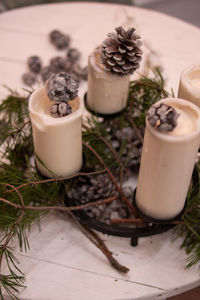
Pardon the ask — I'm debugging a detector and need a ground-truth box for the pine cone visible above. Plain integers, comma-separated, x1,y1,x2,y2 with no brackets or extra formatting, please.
22,72,37,86
101,27,142,76
147,103,180,132
50,102,72,118
27,56,42,74
46,72,79,102
67,174,117,202
49,30,70,50
66,174,118,219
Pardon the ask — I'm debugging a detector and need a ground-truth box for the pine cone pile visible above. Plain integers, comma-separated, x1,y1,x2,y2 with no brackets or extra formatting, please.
147,103,180,132
105,119,143,169
46,72,79,118
66,173,130,223
22,29,88,86
101,26,143,76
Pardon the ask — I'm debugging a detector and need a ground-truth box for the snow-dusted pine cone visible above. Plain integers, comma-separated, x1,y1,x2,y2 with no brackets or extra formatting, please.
66,173,118,219
66,174,117,203
50,102,72,118
101,26,142,76
27,56,42,74
49,30,70,50
22,72,37,86
46,72,79,102
147,103,180,132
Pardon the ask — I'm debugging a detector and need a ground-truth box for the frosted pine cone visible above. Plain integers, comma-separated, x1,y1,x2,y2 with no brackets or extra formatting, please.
46,72,79,102
50,102,72,118
147,103,180,132
27,56,42,74
101,26,142,76
49,30,70,50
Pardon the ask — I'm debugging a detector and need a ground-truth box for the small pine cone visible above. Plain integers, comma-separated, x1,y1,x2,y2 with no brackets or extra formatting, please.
147,103,180,132
67,48,81,63
66,173,117,204
101,26,142,76
46,72,79,102
27,56,42,73
50,102,72,118
50,56,67,72
41,66,54,82
22,72,37,86
49,30,70,50
73,64,88,81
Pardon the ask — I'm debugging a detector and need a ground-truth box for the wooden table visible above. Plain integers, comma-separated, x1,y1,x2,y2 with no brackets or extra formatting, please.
0,2,200,299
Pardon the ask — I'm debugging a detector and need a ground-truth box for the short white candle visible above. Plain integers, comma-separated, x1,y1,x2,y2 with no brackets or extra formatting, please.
87,51,130,115
29,87,84,178
136,98,200,220
178,65,200,107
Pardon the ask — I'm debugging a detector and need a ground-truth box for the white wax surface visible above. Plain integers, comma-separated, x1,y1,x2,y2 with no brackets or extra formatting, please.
178,65,200,108
166,103,198,136
29,87,83,178
87,51,130,114
136,98,200,220
189,77,200,89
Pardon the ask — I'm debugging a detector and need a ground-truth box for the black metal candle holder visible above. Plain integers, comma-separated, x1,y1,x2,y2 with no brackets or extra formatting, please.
65,165,199,247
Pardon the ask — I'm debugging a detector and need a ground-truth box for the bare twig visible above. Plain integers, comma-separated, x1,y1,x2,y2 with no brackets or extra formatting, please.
68,210,129,274
83,124,130,176
0,195,118,212
6,169,106,193
127,116,143,144
110,218,147,225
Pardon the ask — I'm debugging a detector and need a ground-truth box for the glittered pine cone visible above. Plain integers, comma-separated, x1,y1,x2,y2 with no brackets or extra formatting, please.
46,72,79,102
50,102,72,118
101,26,142,76
66,174,131,222
66,173,117,204
147,103,180,132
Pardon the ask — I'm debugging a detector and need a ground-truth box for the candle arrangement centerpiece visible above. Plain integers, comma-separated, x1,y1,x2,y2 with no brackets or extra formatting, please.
1,50,200,298
29,72,84,178
87,26,143,115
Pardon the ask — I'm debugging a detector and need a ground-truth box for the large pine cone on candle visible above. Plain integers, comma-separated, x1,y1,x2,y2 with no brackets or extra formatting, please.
101,27,143,76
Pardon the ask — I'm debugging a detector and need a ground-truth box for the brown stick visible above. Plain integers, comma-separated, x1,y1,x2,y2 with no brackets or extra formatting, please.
83,141,137,216
110,218,147,225
68,210,129,274
6,169,106,193
127,116,144,144
0,195,118,212
1,183,25,207
83,124,130,176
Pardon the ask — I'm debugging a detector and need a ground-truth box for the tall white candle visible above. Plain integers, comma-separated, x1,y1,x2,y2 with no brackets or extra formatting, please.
29,87,84,178
178,65,200,107
87,51,130,114
136,98,200,220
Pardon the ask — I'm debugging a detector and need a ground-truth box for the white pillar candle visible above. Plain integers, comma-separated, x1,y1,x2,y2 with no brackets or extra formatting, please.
178,65,200,107
87,51,130,115
136,98,200,220
29,87,84,178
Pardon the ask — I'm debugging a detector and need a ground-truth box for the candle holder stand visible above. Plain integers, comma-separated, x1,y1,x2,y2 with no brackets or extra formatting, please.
65,164,199,247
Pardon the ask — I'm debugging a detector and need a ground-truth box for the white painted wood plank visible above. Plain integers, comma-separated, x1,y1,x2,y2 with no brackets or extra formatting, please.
9,212,199,299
